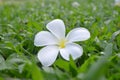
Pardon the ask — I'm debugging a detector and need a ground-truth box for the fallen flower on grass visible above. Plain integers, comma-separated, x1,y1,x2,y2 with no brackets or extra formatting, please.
34,19,90,66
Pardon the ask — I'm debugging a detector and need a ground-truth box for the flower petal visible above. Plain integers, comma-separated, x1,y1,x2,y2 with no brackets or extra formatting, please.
37,46,59,66
34,31,58,46
46,19,65,39
60,43,83,61
66,28,90,42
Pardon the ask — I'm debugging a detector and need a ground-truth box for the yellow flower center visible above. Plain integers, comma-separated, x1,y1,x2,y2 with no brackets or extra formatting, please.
59,39,66,48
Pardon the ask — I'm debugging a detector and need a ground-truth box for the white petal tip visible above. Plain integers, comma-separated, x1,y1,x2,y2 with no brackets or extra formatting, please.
46,19,66,39
66,28,91,42
37,46,59,67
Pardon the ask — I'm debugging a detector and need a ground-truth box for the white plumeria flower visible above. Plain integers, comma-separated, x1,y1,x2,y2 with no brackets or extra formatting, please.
34,19,90,67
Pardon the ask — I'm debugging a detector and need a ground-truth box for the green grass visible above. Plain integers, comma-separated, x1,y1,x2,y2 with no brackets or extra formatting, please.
0,0,120,80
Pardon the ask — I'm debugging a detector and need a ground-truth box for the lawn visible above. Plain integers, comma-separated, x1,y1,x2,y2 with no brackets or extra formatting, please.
0,0,120,80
